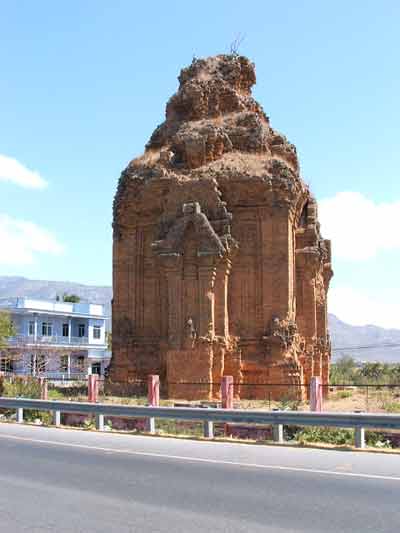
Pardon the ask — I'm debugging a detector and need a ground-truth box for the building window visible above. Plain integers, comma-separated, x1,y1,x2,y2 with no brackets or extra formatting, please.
42,322,53,337
28,321,35,336
93,325,101,339
91,362,101,375
62,323,69,337
0,357,13,372
60,355,69,372
78,324,85,338
76,355,85,371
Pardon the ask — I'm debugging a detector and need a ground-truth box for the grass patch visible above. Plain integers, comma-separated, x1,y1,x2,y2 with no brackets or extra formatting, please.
336,390,353,400
382,401,400,413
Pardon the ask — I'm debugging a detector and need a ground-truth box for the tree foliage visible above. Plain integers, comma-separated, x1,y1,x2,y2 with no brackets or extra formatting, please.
62,293,81,303
330,355,400,385
330,355,357,384
0,311,15,348
359,362,389,381
106,331,112,351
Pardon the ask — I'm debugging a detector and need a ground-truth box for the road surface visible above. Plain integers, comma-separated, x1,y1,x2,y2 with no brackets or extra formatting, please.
0,423,399,532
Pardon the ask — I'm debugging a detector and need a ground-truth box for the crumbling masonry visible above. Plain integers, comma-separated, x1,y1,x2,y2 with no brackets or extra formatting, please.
109,55,333,399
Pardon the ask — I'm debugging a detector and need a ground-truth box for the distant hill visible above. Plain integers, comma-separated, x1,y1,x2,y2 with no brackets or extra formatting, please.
0,276,112,316
329,314,400,363
1,276,399,363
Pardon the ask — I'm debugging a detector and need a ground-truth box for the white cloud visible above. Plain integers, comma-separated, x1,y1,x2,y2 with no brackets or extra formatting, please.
0,214,64,265
0,154,47,189
319,191,400,261
329,286,400,329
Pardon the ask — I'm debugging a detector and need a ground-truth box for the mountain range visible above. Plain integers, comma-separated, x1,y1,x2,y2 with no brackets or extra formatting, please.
1,276,399,363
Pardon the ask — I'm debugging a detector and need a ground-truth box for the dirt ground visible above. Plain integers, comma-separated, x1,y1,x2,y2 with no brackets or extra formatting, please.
57,385,400,414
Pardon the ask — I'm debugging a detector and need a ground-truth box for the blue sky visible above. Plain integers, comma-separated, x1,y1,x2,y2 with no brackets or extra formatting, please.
1,1,399,327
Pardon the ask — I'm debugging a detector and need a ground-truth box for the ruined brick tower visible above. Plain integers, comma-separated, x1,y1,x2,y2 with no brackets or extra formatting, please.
110,55,333,399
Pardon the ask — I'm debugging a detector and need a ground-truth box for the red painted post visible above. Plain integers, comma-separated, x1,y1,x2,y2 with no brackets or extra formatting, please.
221,376,234,409
0,372,5,396
147,375,160,407
88,375,93,402
310,376,323,412
88,374,98,403
39,377,48,400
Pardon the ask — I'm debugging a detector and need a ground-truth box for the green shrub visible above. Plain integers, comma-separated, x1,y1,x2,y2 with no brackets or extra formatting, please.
296,426,354,446
277,396,301,411
48,389,65,400
295,426,392,448
23,410,53,425
83,418,95,430
4,377,41,399
157,419,203,437
2,378,56,425
366,431,392,448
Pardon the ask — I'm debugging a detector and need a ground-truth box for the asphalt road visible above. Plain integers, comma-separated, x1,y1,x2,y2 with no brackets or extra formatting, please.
0,423,399,532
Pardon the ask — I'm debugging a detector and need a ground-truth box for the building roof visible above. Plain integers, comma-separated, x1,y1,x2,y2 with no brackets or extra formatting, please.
0,297,108,319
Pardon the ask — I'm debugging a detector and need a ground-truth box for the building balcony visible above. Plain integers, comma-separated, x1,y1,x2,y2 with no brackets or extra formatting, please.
11,369,90,381
7,334,106,348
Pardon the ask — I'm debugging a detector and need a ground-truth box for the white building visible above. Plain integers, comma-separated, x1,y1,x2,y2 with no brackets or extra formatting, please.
0,298,110,377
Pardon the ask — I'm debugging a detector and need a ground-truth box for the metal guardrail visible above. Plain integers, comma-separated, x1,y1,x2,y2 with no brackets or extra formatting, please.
1,397,400,448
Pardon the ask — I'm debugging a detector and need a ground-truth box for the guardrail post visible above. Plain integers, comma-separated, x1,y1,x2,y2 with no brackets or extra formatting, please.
147,417,156,434
203,420,214,438
88,375,98,403
96,413,105,431
221,376,234,409
146,375,159,434
39,377,48,400
52,410,61,427
272,424,284,443
310,376,323,412
16,407,23,423
355,427,365,449
148,375,160,407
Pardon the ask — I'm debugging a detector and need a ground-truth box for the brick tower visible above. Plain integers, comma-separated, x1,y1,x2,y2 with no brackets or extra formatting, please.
110,55,333,399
